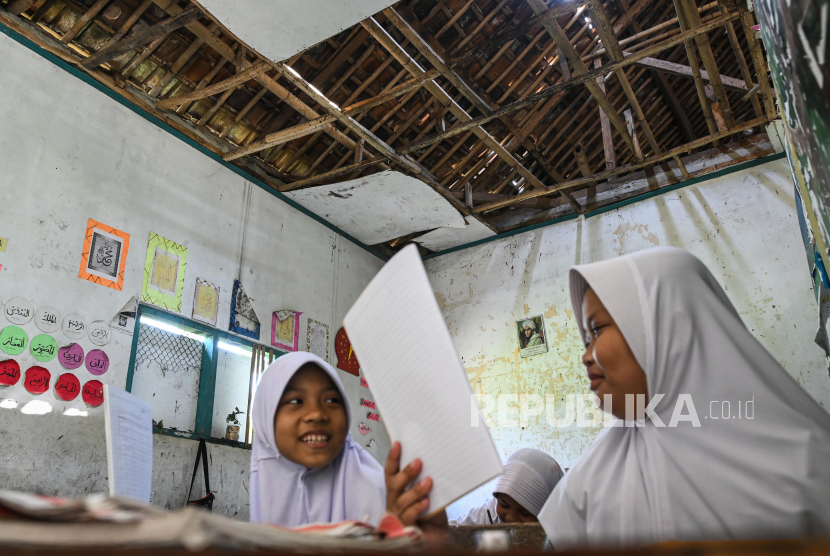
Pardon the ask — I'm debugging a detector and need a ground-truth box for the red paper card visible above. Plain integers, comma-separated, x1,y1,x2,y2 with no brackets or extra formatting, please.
367,412,379,422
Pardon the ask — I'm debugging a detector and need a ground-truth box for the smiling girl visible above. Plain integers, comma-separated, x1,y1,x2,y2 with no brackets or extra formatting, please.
249,351,432,528
538,247,830,547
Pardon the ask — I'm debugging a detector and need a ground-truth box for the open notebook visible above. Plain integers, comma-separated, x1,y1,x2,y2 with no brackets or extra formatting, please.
344,244,502,514
104,385,153,503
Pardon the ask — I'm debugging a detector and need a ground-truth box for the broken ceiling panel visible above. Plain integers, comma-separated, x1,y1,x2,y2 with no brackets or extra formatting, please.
196,0,397,62
285,170,466,245
413,217,497,252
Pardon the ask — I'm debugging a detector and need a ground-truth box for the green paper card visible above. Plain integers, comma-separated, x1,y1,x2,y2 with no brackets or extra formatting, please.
30,334,58,362
0,326,28,356
141,232,188,312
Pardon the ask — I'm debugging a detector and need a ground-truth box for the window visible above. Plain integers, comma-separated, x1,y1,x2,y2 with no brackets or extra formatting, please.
126,304,279,448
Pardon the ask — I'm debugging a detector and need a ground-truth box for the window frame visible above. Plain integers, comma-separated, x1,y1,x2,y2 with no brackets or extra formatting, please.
126,303,284,449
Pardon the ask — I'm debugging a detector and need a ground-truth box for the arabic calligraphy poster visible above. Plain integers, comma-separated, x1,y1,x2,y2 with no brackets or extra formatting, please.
78,219,130,291
141,232,187,312
272,310,301,351
192,279,219,325
307,319,329,361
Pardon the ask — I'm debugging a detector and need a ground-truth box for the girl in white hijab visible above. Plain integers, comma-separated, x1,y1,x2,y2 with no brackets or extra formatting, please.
451,448,564,525
539,247,830,547
249,351,386,527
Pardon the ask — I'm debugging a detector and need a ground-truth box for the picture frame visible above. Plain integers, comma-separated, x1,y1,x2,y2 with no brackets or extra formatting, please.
517,315,549,358
78,219,130,291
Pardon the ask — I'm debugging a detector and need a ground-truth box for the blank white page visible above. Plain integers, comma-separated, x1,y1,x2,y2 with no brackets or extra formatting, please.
105,385,153,503
344,244,502,514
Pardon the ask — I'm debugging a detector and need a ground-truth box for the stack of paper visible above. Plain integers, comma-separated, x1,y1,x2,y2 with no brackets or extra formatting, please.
344,244,502,515
104,385,153,503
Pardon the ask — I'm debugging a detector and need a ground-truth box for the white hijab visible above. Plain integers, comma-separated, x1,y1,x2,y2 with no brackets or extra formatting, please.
539,247,830,547
494,448,564,516
249,351,385,527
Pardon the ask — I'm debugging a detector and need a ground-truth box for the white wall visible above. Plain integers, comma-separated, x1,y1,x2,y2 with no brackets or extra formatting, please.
0,31,389,519
425,158,830,519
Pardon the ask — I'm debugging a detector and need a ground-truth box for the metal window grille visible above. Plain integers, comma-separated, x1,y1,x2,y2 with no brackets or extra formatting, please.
135,323,202,381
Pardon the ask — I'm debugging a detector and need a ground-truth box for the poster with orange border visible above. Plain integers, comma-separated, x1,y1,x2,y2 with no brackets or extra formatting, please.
78,219,130,291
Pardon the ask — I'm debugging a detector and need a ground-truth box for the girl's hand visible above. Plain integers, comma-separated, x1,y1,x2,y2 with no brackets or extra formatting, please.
385,441,433,526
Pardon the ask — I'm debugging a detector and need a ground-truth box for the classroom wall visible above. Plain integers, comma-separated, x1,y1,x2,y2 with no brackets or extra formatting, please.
426,157,830,519
0,31,389,519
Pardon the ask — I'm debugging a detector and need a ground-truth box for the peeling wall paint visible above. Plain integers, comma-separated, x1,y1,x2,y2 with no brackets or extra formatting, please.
426,158,830,519
0,32,389,517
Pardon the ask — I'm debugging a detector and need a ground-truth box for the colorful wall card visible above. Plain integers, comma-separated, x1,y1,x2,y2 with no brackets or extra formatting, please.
358,422,372,435
24,366,50,394
272,310,301,351
82,379,104,407
88,321,112,346
360,377,369,388
192,279,220,326
360,398,376,409
0,359,20,386
229,280,260,340
34,306,60,333
55,373,80,401
367,412,379,422
86,349,110,376
0,236,7,252
58,343,85,370
78,219,130,291
62,313,87,340
334,327,359,376
142,232,187,312
307,319,329,361
0,326,28,356
30,334,57,363
4,297,33,325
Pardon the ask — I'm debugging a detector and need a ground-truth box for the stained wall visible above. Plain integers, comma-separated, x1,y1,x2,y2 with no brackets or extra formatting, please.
426,157,830,518
0,30,388,519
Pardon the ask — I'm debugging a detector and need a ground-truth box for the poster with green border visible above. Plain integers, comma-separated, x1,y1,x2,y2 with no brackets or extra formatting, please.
141,232,188,312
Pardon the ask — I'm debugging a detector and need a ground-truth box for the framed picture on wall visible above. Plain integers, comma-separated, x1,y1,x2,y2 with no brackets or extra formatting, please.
78,219,130,291
517,315,548,358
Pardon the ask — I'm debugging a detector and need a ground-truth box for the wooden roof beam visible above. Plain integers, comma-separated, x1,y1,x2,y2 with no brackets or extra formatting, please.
448,0,586,69
474,115,771,213
525,0,637,159
81,5,201,69
737,1,776,118
363,14,552,195
587,0,661,155
157,61,271,109
224,69,441,161
151,0,236,62
675,0,736,128
272,62,494,229
397,10,740,156
630,56,748,91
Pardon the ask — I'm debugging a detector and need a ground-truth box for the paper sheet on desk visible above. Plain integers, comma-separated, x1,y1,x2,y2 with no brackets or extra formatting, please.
105,385,153,503
344,244,503,514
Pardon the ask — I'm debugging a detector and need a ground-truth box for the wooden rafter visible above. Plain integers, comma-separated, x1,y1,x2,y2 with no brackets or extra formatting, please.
0,0,780,249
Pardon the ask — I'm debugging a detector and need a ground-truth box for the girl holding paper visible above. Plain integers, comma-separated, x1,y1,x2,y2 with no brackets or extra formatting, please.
538,247,830,547
249,351,433,528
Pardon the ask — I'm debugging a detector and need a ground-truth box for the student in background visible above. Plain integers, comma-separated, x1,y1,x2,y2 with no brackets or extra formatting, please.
539,247,830,548
250,352,386,527
450,448,564,525
250,351,434,528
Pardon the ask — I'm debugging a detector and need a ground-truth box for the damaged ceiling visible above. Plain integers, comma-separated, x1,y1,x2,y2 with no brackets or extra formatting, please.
0,0,777,255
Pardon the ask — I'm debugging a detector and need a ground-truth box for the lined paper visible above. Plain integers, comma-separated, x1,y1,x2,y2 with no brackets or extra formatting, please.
344,244,502,514
105,385,153,503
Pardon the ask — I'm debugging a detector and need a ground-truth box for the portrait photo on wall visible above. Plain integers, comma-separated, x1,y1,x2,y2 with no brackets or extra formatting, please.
517,315,548,357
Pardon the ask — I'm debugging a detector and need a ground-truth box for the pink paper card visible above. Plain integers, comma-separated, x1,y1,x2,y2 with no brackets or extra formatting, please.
360,377,369,388
367,412,379,422
360,398,376,409
358,423,372,435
